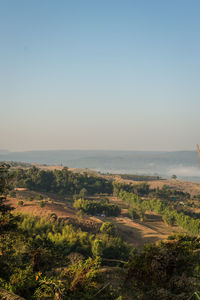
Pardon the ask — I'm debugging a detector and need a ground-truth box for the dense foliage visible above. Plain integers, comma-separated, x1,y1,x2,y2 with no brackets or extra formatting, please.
0,213,130,299
113,181,190,201
149,185,190,201
11,166,113,195
74,198,121,217
124,234,200,299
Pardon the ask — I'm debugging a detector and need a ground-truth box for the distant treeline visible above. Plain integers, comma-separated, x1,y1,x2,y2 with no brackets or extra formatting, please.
113,181,190,201
11,166,113,195
11,167,191,201
118,174,162,181
0,160,32,168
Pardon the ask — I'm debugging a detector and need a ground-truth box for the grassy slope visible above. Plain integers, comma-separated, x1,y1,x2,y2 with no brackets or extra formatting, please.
7,189,182,249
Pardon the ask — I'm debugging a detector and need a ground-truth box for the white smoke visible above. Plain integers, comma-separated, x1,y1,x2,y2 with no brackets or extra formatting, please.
168,166,200,177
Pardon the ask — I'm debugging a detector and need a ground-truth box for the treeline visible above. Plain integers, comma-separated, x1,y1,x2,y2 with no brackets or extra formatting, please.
113,181,150,196
74,198,121,217
0,160,32,168
118,190,200,236
113,181,190,201
150,185,190,201
11,167,190,202
11,166,113,195
118,174,162,181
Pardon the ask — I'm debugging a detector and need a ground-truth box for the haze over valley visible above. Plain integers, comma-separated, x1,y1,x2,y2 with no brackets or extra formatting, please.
1,149,200,181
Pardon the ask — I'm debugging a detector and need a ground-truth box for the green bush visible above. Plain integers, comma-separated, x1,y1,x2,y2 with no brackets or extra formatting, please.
162,212,175,226
9,266,37,298
128,207,140,220
9,191,16,198
79,188,87,199
39,201,45,208
100,222,116,236
18,200,24,206
35,194,43,200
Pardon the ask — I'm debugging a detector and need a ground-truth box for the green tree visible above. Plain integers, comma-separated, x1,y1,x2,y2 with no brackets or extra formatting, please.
92,239,104,257
79,188,87,199
18,200,24,206
39,201,45,208
100,222,116,236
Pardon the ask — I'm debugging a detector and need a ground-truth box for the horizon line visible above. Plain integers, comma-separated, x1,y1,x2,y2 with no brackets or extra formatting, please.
0,148,197,153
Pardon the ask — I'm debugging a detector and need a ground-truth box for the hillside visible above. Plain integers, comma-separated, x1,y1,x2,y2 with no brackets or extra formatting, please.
1,163,200,299
7,182,183,248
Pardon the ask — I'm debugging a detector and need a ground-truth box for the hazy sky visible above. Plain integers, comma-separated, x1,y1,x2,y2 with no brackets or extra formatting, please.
1,0,200,151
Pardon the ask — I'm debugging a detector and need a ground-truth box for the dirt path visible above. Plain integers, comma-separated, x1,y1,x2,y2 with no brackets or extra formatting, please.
112,212,181,248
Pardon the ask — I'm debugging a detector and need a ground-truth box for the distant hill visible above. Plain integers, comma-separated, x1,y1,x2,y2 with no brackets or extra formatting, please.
0,149,10,155
0,150,200,181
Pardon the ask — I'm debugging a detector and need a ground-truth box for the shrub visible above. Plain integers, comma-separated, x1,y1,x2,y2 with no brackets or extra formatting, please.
39,201,45,208
162,212,175,226
79,188,87,199
128,207,140,220
9,191,16,198
35,194,43,200
92,239,104,257
9,266,37,298
18,200,24,206
49,213,57,221
100,222,116,236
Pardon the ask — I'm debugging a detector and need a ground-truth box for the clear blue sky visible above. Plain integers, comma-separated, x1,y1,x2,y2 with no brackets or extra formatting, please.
1,0,200,151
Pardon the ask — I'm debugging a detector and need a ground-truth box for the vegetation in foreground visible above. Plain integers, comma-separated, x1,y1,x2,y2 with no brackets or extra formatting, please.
1,164,200,299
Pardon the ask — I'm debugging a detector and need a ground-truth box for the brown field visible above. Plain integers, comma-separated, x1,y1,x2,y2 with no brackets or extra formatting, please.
7,190,183,248
7,190,78,220
147,179,200,196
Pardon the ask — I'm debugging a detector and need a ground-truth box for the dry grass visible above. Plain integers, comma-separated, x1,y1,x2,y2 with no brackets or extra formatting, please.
7,190,183,248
